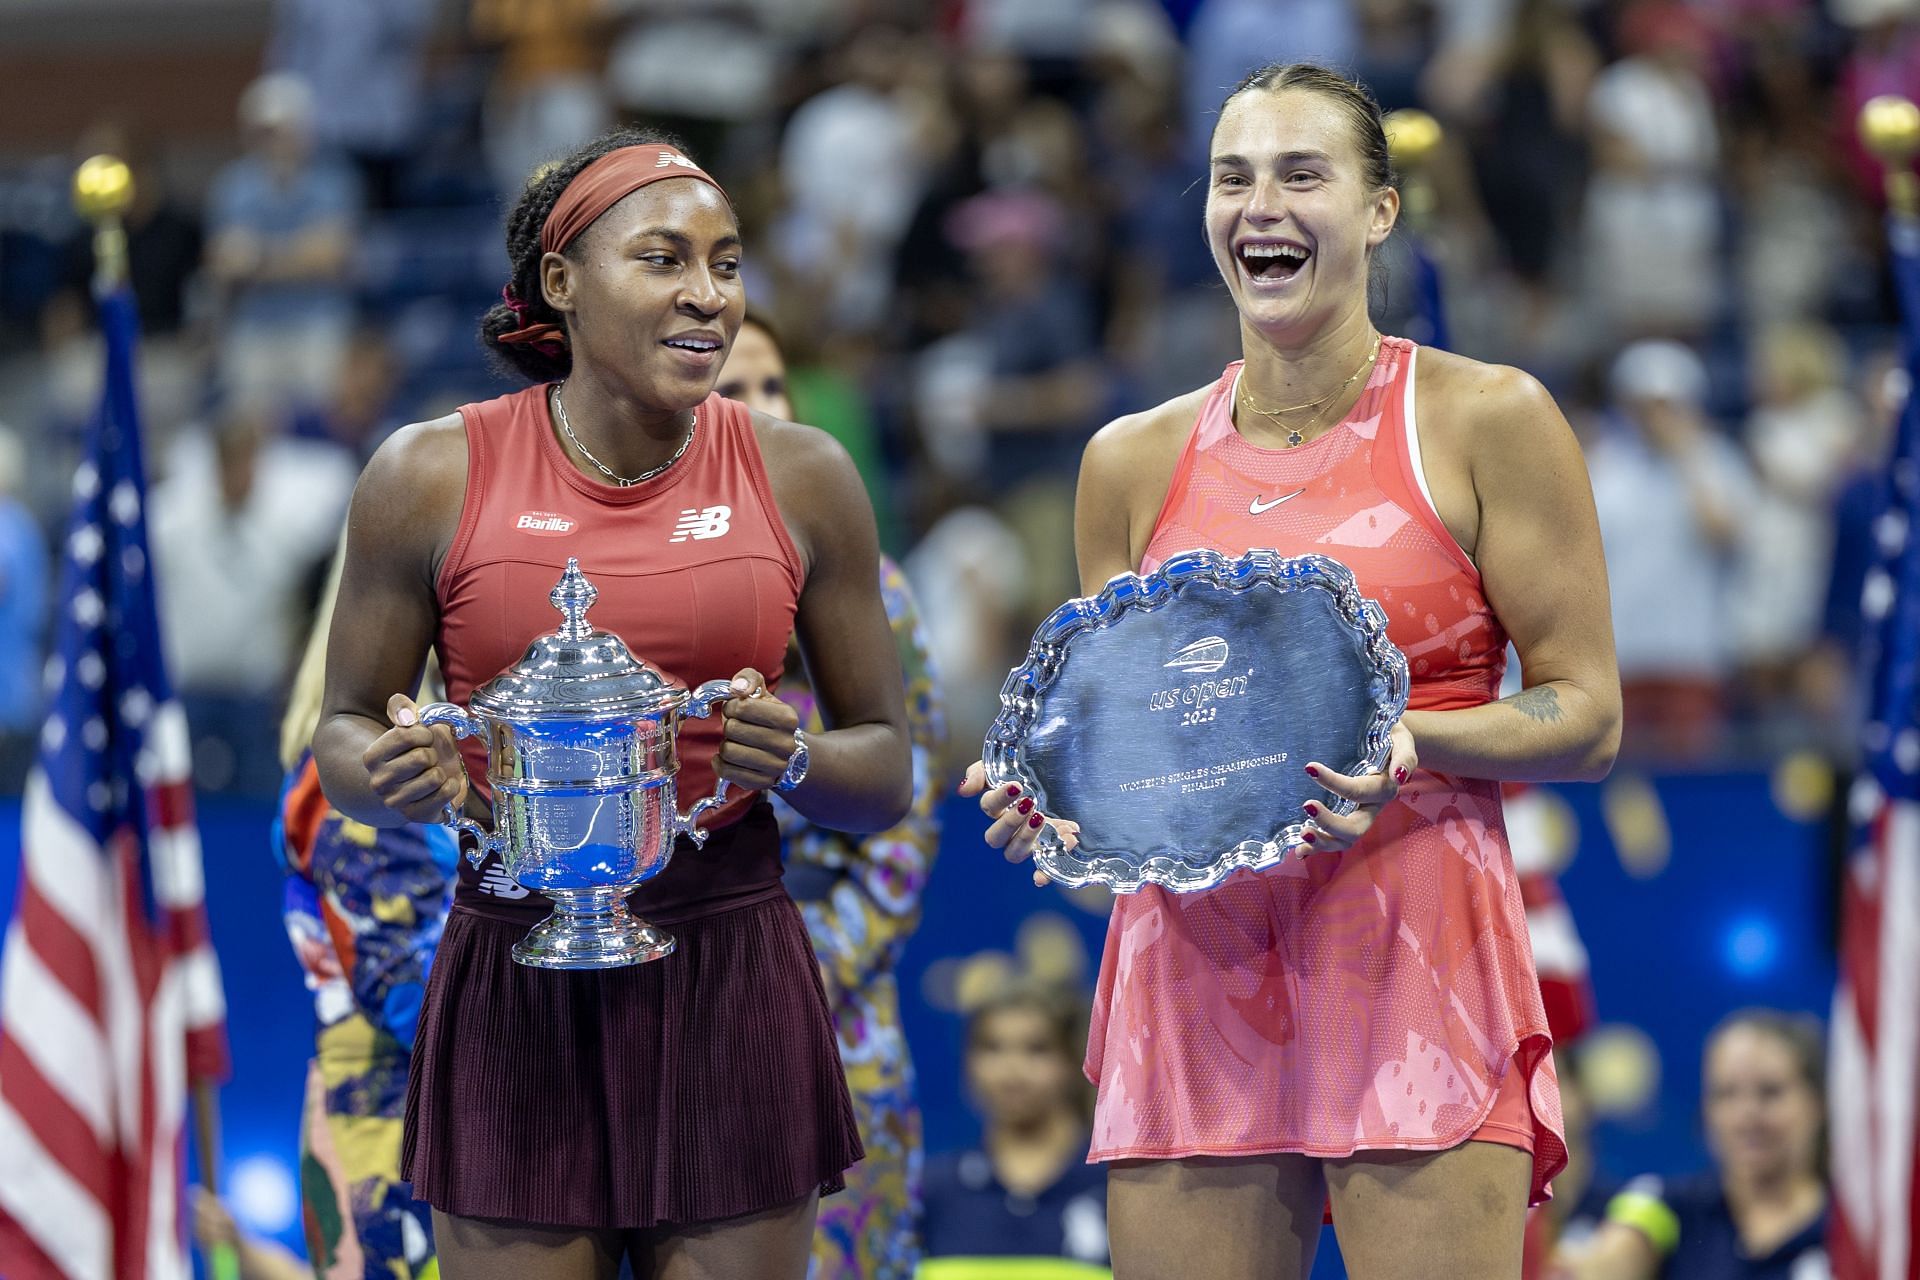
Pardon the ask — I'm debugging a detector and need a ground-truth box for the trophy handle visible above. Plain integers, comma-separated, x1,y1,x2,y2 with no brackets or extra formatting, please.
415,702,501,869
678,679,738,848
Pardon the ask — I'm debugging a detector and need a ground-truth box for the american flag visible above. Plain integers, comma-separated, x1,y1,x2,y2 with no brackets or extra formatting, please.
1830,214,1920,1280
0,286,228,1279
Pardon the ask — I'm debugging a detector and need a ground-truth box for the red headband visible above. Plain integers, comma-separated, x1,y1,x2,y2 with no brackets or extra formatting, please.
497,145,731,354
541,144,728,255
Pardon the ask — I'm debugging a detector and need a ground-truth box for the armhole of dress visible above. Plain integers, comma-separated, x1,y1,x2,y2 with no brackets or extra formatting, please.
734,401,807,594
433,402,486,604
1395,346,1484,586
1140,368,1231,565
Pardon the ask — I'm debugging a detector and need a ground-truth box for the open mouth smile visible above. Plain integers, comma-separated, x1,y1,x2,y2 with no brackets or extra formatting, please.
1236,238,1310,284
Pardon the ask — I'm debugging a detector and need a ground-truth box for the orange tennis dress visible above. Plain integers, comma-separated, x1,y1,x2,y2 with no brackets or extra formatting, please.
1084,337,1567,1205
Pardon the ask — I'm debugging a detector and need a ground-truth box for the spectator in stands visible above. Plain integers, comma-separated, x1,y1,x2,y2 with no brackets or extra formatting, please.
921,983,1110,1269
267,0,435,210
1579,3,1723,343
290,326,404,462
941,188,1104,616
777,23,937,335
472,0,615,205
1555,1010,1829,1280
1587,340,1754,760
204,73,362,409
1730,323,1864,732
149,400,352,701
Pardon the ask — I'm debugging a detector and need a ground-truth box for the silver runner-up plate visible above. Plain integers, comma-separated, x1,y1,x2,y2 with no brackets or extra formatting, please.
984,549,1410,893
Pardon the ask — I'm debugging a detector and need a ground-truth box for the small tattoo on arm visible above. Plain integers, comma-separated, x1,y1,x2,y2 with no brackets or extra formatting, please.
1508,685,1564,723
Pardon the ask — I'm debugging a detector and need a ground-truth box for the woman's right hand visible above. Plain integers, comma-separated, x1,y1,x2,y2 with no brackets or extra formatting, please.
958,762,1078,887
361,692,467,823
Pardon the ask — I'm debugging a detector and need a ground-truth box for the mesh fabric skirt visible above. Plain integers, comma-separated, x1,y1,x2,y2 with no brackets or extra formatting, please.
401,891,863,1229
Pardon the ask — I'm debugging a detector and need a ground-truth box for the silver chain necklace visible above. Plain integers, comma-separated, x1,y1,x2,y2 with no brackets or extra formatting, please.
550,383,693,487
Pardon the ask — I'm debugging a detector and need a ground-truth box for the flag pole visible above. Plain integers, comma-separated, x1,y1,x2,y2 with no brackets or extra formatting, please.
1861,94,1920,219
73,152,245,1280
1829,95,1920,1280
1385,108,1443,229
72,154,133,296
1384,109,1450,351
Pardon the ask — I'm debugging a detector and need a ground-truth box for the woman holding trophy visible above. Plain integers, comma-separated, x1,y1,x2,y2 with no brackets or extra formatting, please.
964,64,1622,1278
313,129,912,1277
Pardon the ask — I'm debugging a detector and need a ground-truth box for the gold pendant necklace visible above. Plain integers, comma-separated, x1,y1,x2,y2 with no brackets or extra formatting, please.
1239,332,1383,447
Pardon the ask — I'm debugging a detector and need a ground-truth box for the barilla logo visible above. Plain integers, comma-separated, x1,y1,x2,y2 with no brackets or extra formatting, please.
1164,636,1230,675
515,511,577,536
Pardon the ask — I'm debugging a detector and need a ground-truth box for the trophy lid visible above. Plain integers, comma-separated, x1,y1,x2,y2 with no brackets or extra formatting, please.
466,559,686,721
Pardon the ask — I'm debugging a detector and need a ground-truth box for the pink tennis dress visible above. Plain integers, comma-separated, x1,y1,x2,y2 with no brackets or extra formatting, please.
1084,337,1568,1205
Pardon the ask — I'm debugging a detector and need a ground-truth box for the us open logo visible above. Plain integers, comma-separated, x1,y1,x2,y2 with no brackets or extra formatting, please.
1164,636,1230,675
514,511,576,537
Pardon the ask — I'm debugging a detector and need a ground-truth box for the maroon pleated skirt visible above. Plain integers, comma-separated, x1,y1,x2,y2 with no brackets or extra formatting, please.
401,891,864,1229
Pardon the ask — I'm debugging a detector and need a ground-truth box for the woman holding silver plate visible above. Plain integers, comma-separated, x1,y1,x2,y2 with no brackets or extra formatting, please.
313,128,911,1278
962,63,1622,1278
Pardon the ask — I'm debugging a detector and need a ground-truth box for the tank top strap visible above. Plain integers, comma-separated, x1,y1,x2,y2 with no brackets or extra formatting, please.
1143,362,1242,545
1365,338,1483,586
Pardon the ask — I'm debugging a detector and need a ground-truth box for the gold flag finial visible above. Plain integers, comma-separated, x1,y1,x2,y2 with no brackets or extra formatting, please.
72,154,135,290
1861,96,1920,217
1385,109,1444,225
1385,109,1444,172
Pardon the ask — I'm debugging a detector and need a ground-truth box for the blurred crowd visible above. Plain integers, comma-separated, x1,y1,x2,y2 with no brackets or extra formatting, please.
0,0,1917,791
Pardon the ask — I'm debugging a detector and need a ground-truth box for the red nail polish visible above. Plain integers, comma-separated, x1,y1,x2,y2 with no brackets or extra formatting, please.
1304,801,1319,815
1394,766,1409,784
1302,830,1318,844
1017,797,1035,815
1305,765,1321,778
1028,813,1044,829
1005,784,1021,798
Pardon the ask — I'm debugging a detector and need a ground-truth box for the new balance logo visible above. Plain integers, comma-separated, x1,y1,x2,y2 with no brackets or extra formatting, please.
515,511,576,536
1248,488,1307,515
476,859,530,900
655,150,701,171
671,505,732,542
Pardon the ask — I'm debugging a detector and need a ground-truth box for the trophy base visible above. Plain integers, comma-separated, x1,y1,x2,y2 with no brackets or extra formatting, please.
512,889,675,969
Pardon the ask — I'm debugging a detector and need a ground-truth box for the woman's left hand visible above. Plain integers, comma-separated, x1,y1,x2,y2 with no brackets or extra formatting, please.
1299,720,1417,854
714,667,804,791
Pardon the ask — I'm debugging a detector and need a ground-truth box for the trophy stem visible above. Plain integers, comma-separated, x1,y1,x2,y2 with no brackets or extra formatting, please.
512,887,676,969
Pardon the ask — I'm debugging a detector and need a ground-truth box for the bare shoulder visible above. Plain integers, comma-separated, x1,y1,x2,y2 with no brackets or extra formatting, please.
359,412,469,494
349,412,469,569
748,409,874,577
1081,383,1211,492
1415,348,1569,453
749,409,858,478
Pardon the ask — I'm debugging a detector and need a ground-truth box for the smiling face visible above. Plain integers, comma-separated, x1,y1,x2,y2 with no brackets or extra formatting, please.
715,320,793,419
967,1005,1079,1131
1703,1023,1823,1187
542,177,745,411
1206,87,1398,343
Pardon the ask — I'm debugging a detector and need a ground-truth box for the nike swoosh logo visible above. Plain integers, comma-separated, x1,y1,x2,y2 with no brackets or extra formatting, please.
1248,488,1307,515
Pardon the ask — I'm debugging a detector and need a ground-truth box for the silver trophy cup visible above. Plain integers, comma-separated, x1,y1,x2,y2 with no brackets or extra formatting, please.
418,559,733,969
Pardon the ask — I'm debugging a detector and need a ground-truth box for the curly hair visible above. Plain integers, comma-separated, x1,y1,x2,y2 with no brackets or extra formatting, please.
479,126,698,383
